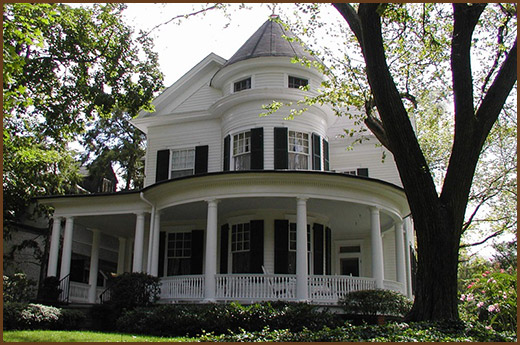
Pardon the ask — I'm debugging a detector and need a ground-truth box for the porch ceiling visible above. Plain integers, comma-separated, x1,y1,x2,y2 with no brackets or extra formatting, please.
74,213,138,238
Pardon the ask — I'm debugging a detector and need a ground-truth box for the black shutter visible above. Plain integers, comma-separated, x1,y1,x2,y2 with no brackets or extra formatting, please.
220,224,229,273
313,224,324,275
357,168,369,177
274,127,288,169
194,145,209,174
250,128,264,170
223,135,230,171
325,227,331,275
191,230,204,274
274,219,289,273
323,138,330,171
249,220,264,273
312,133,321,170
155,149,170,182
158,232,166,277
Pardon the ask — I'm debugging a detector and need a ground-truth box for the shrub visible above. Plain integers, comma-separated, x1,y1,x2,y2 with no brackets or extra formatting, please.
3,302,86,331
340,289,412,317
115,302,344,337
90,303,120,332
459,265,517,332
3,273,36,303
106,272,160,311
37,276,62,304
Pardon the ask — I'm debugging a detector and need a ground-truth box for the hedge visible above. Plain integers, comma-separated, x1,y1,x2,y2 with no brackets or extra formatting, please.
3,303,86,330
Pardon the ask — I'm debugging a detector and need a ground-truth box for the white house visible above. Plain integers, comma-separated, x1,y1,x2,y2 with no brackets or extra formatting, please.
38,16,414,305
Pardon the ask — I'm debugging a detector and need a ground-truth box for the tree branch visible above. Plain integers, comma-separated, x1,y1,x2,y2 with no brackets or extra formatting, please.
333,4,363,49
459,230,503,249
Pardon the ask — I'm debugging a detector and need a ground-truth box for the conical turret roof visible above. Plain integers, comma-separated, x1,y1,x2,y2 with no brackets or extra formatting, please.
224,15,315,67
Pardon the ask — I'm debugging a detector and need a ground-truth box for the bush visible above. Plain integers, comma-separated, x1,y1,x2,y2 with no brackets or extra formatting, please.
459,265,517,332
37,276,62,304
115,302,344,337
90,303,120,332
340,289,412,317
3,302,86,331
107,272,160,311
3,273,36,303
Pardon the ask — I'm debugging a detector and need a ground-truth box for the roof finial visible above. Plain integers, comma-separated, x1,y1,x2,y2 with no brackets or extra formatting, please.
268,3,279,19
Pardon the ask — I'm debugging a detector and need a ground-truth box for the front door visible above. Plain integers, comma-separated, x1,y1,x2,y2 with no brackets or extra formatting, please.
340,257,360,276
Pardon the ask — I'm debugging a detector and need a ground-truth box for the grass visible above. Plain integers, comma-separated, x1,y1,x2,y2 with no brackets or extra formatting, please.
3,330,196,342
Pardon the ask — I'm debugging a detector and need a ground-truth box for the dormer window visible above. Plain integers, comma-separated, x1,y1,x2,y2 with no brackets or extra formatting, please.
233,131,251,170
234,77,251,92
288,130,309,170
288,76,308,89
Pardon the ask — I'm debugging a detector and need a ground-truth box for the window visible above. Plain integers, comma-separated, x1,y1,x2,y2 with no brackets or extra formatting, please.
341,168,369,177
231,223,250,273
170,148,195,178
233,131,251,170
288,131,309,170
167,232,191,276
288,223,312,274
288,76,308,89
234,77,251,92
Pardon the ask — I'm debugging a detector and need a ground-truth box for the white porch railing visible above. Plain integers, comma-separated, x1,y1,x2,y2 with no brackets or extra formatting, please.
69,282,105,303
308,275,376,303
160,275,205,301
383,280,406,295
215,274,296,301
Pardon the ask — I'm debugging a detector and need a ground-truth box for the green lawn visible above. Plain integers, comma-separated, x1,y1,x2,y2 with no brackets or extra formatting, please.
3,330,196,342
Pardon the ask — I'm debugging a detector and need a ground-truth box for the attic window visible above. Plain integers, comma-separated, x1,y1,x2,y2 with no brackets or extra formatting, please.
234,77,251,92
288,76,308,89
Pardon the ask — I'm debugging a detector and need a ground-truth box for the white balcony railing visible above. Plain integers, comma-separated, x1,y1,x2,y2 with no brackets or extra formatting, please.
160,274,380,304
160,275,205,301
383,280,406,295
215,274,297,301
308,275,376,303
68,282,105,303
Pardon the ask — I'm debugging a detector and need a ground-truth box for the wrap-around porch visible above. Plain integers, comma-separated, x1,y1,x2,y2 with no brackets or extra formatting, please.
40,172,413,305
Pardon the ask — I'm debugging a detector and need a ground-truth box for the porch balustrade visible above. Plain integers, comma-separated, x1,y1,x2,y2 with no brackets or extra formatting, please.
160,275,205,300
68,282,105,303
383,279,406,295
215,274,297,301
308,275,376,303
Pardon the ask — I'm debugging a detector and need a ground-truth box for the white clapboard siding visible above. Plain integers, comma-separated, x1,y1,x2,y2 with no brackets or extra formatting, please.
383,230,397,281
255,72,284,89
173,84,222,113
144,119,222,187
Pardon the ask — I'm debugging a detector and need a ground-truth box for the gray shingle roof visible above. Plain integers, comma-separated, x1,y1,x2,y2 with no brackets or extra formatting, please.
224,15,315,67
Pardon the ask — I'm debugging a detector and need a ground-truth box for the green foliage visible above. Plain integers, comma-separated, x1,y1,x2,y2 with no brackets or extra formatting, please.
340,289,412,317
200,321,517,342
106,272,160,311
3,303,85,331
37,276,62,304
3,3,163,238
459,262,517,332
3,273,37,303
115,302,344,337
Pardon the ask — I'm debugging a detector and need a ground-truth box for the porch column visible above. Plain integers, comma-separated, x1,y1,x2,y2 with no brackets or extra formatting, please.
369,207,384,289
204,199,219,301
296,197,309,301
47,216,62,277
403,218,413,298
59,217,74,281
132,212,145,272
395,220,406,291
117,237,127,275
150,212,161,276
88,229,101,303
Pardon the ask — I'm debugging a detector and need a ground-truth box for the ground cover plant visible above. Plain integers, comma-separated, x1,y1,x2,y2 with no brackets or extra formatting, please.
2,330,194,342
199,321,517,342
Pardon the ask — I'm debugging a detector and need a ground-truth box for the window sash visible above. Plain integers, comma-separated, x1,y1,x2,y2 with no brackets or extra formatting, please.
233,131,251,171
231,223,250,253
234,78,251,92
288,76,308,89
167,232,192,259
170,148,195,177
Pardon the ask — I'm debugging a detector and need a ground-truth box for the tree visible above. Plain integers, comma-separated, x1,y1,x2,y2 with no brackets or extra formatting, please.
329,3,517,321
2,3,164,239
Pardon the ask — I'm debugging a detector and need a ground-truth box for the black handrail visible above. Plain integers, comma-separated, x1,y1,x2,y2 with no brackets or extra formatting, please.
99,285,111,304
58,274,71,303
